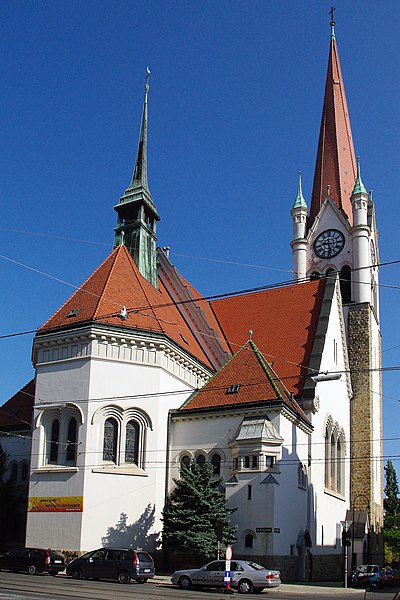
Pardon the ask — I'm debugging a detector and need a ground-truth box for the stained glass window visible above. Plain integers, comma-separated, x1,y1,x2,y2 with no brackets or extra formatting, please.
103,418,118,463
66,417,77,463
125,420,139,464
49,419,60,463
211,453,221,475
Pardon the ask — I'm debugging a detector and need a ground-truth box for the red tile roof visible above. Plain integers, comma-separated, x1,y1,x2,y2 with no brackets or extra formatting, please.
309,36,356,227
0,380,34,430
38,246,215,369
210,279,326,398
182,340,309,422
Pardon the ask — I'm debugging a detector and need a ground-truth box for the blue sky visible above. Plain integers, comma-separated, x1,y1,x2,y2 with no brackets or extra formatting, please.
1,1,399,475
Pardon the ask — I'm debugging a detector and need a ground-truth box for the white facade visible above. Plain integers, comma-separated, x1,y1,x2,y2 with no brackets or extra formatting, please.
168,278,351,573
26,324,211,551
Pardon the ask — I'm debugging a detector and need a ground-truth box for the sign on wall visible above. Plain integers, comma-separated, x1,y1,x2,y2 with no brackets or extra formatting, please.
28,496,83,512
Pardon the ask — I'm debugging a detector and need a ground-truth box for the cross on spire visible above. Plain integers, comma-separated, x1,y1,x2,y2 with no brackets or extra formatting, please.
329,6,336,39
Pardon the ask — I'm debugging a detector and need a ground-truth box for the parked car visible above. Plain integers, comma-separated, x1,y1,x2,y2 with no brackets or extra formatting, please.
0,547,65,575
382,566,397,587
351,564,384,589
171,559,281,594
66,547,154,584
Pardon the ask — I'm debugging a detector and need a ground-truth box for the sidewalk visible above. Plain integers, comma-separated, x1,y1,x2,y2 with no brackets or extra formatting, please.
152,574,365,595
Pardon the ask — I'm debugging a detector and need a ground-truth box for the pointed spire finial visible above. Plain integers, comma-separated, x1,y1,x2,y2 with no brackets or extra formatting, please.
129,67,152,191
329,6,336,39
249,330,253,340
352,156,367,195
327,184,331,198
293,171,308,209
145,66,150,102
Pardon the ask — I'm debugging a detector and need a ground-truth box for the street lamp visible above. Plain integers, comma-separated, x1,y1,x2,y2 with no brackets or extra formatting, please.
340,520,352,588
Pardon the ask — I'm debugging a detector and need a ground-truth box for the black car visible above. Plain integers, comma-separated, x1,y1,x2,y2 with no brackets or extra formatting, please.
66,547,154,584
0,547,65,575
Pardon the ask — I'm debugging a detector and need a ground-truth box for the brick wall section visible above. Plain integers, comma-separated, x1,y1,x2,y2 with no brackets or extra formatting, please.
348,303,384,565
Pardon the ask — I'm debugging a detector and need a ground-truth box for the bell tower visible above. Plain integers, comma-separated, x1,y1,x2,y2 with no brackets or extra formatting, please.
114,68,160,288
290,13,383,564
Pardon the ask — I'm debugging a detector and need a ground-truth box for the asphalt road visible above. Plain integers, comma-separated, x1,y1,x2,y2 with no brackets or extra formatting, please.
0,571,399,600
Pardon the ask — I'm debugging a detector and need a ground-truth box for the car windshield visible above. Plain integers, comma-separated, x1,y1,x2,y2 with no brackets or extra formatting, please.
243,561,267,571
358,565,379,574
79,551,97,560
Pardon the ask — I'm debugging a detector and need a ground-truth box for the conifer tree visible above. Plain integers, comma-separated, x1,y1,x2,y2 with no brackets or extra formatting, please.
384,460,400,563
384,460,400,516
162,461,237,558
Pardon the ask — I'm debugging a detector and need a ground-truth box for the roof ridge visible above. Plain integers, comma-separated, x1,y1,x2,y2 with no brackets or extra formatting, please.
92,246,125,321
179,339,250,409
38,249,119,331
249,340,283,399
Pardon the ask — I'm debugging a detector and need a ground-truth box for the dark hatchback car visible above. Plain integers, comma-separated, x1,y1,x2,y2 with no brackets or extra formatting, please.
66,547,155,584
0,547,65,575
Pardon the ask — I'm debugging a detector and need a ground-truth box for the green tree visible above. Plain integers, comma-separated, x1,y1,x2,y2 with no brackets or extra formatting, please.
162,461,237,558
384,460,400,563
384,460,400,516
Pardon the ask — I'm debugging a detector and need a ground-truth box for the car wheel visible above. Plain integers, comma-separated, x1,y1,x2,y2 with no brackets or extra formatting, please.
136,579,147,583
178,575,192,589
28,564,38,575
117,570,131,584
238,578,254,594
71,567,83,580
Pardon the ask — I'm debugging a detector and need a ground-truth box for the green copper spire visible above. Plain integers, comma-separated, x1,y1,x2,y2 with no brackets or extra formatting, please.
293,172,308,209
329,6,336,40
113,67,160,288
352,157,367,195
129,67,150,192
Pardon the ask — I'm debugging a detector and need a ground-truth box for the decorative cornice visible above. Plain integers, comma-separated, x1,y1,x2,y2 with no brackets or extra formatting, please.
33,324,212,389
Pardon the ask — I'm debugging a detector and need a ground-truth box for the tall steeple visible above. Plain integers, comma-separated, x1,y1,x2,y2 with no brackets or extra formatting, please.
309,11,357,228
114,68,160,288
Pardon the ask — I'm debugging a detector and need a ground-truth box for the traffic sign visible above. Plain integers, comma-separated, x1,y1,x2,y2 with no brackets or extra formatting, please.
225,545,232,560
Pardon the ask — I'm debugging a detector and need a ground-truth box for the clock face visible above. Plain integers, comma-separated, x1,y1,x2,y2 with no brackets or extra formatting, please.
314,229,345,259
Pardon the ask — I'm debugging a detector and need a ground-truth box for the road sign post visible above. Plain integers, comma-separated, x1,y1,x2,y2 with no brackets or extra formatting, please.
224,546,233,594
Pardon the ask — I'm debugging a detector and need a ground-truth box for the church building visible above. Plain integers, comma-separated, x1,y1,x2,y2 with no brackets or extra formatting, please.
0,16,383,581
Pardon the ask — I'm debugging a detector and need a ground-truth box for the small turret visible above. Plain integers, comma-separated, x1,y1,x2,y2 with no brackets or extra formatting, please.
351,158,370,303
291,172,308,281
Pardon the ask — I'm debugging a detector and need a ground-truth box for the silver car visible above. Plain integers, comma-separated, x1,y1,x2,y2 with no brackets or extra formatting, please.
171,559,281,594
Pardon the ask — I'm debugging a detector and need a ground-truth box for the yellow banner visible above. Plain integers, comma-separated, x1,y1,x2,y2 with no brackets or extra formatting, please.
28,496,83,512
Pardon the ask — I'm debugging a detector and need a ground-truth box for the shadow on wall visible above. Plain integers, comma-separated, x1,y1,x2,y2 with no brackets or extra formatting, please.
101,504,160,551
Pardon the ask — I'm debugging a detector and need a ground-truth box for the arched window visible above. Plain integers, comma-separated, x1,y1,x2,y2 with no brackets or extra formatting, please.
324,427,330,488
180,454,191,469
245,533,253,548
49,419,60,463
21,462,29,481
337,431,346,496
103,418,118,463
10,462,18,482
211,453,221,475
336,439,342,494
66,417,78,463
340,265,351,303
196,454,206,466
125,420,139,464
330,433,336,490
298,462,307,489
